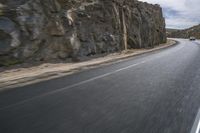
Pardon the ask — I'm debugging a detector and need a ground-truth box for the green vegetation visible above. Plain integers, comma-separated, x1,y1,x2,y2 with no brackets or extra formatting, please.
0,58,22,67
0,3,3,16
0,9,3,16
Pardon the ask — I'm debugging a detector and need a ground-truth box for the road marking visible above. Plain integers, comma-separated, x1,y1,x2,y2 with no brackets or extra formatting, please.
196,121,200,133
191,109,200,133
0,42,185,111
0,60,147,111
0,42,184,111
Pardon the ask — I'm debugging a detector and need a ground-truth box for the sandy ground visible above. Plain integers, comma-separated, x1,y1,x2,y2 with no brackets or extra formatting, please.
0,39,176,90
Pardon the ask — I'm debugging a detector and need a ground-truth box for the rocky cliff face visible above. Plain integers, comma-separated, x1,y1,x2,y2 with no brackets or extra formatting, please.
167,24,200,39
0,0,166,66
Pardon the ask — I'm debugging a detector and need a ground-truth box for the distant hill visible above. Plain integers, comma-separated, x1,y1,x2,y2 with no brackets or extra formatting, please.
166,28,179,36
166,28,179,33
167,24,200,39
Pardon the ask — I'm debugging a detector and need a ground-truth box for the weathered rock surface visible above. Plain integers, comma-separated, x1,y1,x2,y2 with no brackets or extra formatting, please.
0,0,166,66
167,24,200,39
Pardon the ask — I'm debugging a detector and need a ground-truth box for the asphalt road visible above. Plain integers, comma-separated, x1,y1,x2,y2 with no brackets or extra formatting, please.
0,39,200,133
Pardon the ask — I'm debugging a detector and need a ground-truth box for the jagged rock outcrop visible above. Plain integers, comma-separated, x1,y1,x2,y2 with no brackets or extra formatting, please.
0,0,166,66
167,24,200,39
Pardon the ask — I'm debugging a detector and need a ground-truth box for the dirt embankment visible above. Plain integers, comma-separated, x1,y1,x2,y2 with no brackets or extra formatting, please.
0,39,176,90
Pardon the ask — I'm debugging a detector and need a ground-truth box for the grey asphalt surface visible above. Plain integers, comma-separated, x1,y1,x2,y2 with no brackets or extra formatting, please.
0,39,200,133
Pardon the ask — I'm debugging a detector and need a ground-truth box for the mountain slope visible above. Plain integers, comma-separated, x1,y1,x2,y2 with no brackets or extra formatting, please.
167,24,200,39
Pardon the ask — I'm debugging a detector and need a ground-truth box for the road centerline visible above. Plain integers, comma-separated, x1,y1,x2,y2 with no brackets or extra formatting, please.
0,42,184,111
0,60,147,111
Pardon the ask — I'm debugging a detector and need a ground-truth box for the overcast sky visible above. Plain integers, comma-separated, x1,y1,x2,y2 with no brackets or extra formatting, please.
138,0,200,29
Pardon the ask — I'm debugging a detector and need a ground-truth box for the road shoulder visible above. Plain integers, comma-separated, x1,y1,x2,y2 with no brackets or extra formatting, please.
0,39,177,91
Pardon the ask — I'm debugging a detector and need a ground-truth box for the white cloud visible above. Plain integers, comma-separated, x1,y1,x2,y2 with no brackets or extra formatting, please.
138,0,200,29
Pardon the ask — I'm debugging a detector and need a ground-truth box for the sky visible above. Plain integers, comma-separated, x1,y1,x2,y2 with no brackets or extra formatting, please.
138,0,200,29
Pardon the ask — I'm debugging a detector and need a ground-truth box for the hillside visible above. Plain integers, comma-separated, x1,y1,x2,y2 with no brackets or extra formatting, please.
167,24,200,39
0,0,166,66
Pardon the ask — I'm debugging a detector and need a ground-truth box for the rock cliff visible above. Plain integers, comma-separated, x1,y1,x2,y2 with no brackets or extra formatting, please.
167,24,200,39
0,0,166,66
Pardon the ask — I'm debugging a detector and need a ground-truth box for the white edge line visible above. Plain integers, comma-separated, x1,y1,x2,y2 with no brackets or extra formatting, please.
196,120,200,133
191,109,200,133
0,60,147,111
